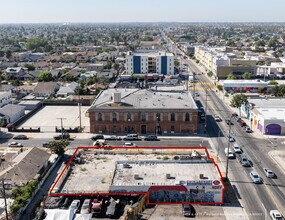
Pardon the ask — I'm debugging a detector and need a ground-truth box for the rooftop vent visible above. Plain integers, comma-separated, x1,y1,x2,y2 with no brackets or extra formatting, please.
112,92,121,103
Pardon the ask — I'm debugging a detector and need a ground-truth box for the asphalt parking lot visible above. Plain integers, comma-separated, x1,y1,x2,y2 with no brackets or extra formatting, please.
19,106,90,132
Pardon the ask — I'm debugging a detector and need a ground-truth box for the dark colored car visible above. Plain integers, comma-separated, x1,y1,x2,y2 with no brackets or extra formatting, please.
226,119,234,125
91,134,104,141
13,135,28,140
54,133,70,140
144,135,159,141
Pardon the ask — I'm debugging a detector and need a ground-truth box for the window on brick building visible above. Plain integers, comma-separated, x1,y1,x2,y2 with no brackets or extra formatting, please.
185,113,190,121
170,113,175,122
156,113,161,122
141,112,146,121
112,113,117,122
98,113,103,121
127,113,132,121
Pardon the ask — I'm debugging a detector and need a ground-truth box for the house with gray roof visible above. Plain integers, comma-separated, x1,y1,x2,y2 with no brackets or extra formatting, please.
0,104,25,124
0,147,51,187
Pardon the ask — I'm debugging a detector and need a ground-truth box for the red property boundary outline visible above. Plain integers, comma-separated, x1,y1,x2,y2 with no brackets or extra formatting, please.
50,146,225,205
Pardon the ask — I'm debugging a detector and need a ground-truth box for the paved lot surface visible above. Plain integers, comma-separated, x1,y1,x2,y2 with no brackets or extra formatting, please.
19,106,90,132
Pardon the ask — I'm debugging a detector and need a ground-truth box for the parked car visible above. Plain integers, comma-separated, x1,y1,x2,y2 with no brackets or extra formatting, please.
249,171,262,184
224,148,235,159
239,120,246,127
123,134,140,141
8,142,23,147
91,134,104,141
54,132,70,140
269,210,283,220
225,119,234,125
123,142,137,147
80,199,91,214
42,142,50,148
69,200,80,213
232,143,242,154
13,134,28,140
263,168,275,178
214,115,222,122
238,154,251,167
194,92,200,97
91,198,103,216
106,198,118,217
182,204,194,217
105,136,122,141
144,135,159,141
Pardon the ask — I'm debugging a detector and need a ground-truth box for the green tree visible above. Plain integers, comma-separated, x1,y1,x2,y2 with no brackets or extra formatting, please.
227,73,236,80
64,74,76,82
268,80,278,85
230,94,248,116
242,72,252,79
11,79,21,86
39,72,54,82
24,64,35,71
174,59,180,67
272,85,285,97
48,140,69,156
5,50,12,59
86,77,96,86
216,84,223,91
207,71,213,77
257,87,266,94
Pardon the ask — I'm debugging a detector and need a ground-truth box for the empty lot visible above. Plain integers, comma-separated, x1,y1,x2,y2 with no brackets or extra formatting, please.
19,106,90,132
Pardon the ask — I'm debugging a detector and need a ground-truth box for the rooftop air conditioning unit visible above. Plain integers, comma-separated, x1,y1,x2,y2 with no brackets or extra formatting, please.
134,174,140,180
199,174,204,179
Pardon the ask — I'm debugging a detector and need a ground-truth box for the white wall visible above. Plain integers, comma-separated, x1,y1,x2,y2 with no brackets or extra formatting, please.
0,91,12,108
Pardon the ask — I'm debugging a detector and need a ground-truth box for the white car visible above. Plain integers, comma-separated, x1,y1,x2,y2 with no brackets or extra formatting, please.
263,168,275,178
232,143,242,154
123,142,137,147
249,171,262,184
69,200,80,213
8,142,23,147
214,115,222,122
270,210,283,220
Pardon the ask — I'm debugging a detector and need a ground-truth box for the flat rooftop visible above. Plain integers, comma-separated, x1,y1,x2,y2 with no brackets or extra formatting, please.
256,108,285,120
89,88,197,110
53,147,221,195
113,160,219,187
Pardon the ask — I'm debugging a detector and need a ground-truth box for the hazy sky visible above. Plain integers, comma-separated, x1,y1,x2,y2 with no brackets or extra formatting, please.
1,0,285,23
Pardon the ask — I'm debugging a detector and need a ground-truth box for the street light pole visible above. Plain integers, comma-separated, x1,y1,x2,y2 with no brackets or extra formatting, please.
1,179,9,220
57,118,66,140
225,116,233,180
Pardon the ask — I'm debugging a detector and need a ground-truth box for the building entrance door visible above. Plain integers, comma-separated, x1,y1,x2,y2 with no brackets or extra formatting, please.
141,125,147,134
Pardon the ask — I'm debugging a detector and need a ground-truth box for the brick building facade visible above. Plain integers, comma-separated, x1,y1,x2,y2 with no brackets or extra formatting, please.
87,88,198,135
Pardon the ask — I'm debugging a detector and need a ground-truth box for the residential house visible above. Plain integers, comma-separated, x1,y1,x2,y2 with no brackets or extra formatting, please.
13,84,37,99
0,147,52,187
33,82,59,97
0,91,12,108
4,67,27,80
56,82,78,97
0,104,25,124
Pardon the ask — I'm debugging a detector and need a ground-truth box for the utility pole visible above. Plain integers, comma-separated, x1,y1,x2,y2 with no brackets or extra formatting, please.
225,116,233,180
57,118,66,139
78,103,82,131
1,179,9,220
205,90,208,131
193,72,196,98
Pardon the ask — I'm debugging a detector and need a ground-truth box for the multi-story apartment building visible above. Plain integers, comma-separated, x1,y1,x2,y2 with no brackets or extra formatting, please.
125,51,174,75
87,88,198,135
195,46,257,79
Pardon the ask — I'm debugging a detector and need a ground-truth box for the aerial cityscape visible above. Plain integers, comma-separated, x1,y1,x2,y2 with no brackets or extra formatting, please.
0,1,285,220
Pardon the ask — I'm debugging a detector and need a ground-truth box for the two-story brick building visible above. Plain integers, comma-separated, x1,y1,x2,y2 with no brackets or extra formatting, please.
87,88,198,135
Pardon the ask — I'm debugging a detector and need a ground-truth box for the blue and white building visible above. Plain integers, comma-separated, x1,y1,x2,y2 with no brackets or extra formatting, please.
125,51,174,75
